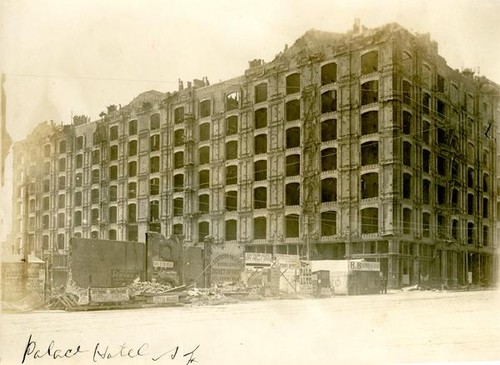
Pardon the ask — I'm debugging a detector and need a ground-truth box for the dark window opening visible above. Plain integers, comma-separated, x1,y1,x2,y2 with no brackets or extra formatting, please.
174,129,184,147
226,116,238,135
226,141,238,160
74,211,82,227
451,189,459,207
423,213,430,237
150,114,160,130
128,140,137,156
76,136,84,150
199,123,210,141
321,90,337,113
361,173,378,199
468,194,474,215
150,178,160,195
150,201,160,222
437,214,447,238
173,198,183,217
128,225,138,242
109,165,117,181
91,169,100,184
423,121,430,143
361,80,378,105
225,220,237,240
226,191,238,211
286,73,300,95
286,154,300,177
321,148,337,171
286,127,300,148
361,51,378,74
437,184,446,205
403,173,412,199
150,156,160,173
402,111,411,135
59,158,66,171
321,119,337,142
199,147,209,164
109,207,117,224
423,180,431,205
423,150,430,173
174,107,184,124
361,112,378,135
109,146,118,161
109,230,117,241
109,186,117,202
483,198,489,218
286,100,300,121
255,160,267,181
402,81,411,105
198,222,209,242
128,161,137,177
285,214,299,238
437,99,446,118
91,189,99,204
467,222,474,244
255,108,267,129
200,100,211,118
254,217,267,239
199,194,209,214
321,211,337,236
173,174,184,192
226,92,240,111
321,178,337,203
255,83,268,103
254,187,267,209
285,183,300,206
483,174,489,192
226,165,237,185
321,63,337,85
437,156,447,176
423,93,430,115
150,134,160,151
361,208,378,234
437,75,445,93
129,120,137,135
403,208,412,234
174,152,184,169
403,142,412,166
361,142,378,166
128,182,137,199
483,226,489,246
59,140,66,154
91,209,99,225
199,170,209,189
452,220,458,240
128,204,136,223
467,168,474,188
254,134,267,155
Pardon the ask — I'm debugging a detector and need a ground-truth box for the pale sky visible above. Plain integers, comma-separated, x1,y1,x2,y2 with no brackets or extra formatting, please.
1,0,500,240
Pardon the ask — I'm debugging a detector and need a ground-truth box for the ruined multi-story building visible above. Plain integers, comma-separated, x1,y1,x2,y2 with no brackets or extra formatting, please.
10,22,499,289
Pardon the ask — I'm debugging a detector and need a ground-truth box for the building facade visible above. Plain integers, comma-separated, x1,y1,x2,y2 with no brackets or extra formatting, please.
10,23,499,289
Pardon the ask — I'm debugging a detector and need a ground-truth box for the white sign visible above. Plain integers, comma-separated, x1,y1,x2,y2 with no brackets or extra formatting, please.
153,260,174,269
348,260,380,272
244,252,272,266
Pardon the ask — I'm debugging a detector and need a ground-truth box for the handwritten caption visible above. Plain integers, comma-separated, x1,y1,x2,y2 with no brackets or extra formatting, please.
21,334,199,364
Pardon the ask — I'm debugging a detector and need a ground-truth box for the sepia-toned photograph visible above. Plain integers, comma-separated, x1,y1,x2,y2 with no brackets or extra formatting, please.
1,1,499,364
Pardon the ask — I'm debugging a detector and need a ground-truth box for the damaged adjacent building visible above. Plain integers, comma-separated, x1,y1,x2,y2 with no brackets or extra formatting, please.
9,22,499,289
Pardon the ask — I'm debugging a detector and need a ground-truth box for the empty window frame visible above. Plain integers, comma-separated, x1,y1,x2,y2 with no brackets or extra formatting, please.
128,161,137,177
285,183,300,206
91,169,100,184
198,222,209,242
109,145,118,161
402,81,411,105
226,141,238,160
74,191,82,206
173,174,184,192
199,194,209,214
403,208,412,234
174,152,184,169
199,100,211,118
422,150,431,173
128,182,137,198
150,156,160,173
451,219,459,240
422,180,431,205
128,204,136,223
403,141,412,166
150,134,160,151
225,191,238,211
286,100,300,121
91,209,99,225
321,148,337,171
403,173,412,199
109,165,118,180
150,200,160,222
91,189,99,204
109,186,117,202
467,168,474,188
467,222,474,244
199,123,210,141
437,155,447,176
437,184,446,205
59,158,66,171
321,119,337,141
467,193,474,215
321,211,337,236
109,206,117,224
361,80,378,105
321,63,337,85
361,51,378,74
226,116,238,135
226,92,240,111
286,73,300,95
422,93,431,115
225,220,237,240
483,198,489,218
129,120,137,135
361,207,378,234
150,114,160,130
321,90,337,113
76,136,84,150
321,178,337,203
285,214,300,237
174,107,184,124
361,142,378,166
255,108,267,129
199,146,210,164
286,154,300,176
254,187,267,209
361,112,378,135
74,211,82,226
361,173,378,199
150,177,160,195
451,188,459,207
199,170,209,189
254,217,267,239
422,212,431,237
286,127,300,148
254,134,267,155
173,198,183,217
226,165,237,185
255,83,268,103
174,129,184,147
422,120,431,143
402,111,411,135
128,140,137,156
254,160,267,181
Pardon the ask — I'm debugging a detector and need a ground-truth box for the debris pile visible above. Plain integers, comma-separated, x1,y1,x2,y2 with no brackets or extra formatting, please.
128,279,172,296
